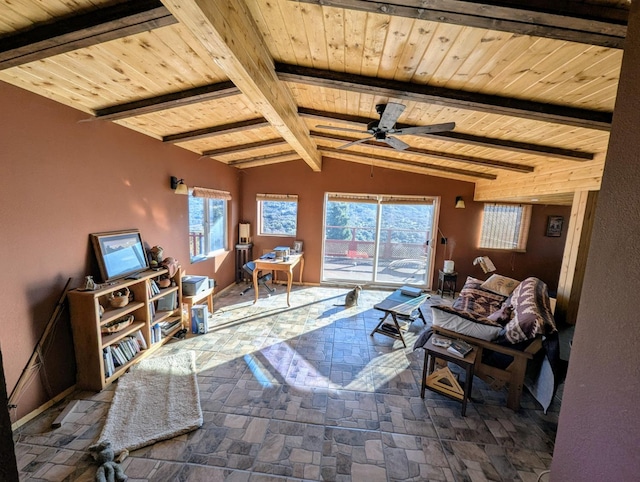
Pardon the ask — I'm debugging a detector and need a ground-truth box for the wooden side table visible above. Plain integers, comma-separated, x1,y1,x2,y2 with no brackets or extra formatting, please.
421,336,477,416
183,286,214,332
235,243,253,283
436,270,458,298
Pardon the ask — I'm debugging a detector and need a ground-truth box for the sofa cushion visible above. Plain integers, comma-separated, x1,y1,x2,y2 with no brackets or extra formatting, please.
480,274,520,297
503,277,557,343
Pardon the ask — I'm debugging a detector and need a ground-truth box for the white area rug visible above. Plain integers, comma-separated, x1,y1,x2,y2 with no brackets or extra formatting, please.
95,350,203,455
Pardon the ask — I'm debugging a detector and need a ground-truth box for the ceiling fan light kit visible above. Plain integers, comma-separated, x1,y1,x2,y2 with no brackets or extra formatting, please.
317,102,455,151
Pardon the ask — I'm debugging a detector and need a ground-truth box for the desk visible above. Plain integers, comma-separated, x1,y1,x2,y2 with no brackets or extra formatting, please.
421,336,477,416
370,289,428,347
252,254,304,306
183,285,214,332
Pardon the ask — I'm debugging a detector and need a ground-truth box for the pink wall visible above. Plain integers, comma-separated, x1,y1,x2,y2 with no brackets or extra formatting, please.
0,78,569,425
550,1,640,479
0,81,239,420
239,159,568,293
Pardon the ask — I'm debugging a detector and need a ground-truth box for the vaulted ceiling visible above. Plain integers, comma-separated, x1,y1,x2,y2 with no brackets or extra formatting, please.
0,0,630,205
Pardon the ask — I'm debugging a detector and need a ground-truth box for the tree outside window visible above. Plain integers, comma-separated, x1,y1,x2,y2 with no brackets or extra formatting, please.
258,200,297,236
189,196,227,261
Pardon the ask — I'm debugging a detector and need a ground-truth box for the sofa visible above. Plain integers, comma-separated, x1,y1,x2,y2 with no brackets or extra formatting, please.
424,274,559,411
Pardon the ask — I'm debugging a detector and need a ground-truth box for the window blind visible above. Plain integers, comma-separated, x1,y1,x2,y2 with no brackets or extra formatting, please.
479,203,531,250
192,187,231,200
256,193,298,201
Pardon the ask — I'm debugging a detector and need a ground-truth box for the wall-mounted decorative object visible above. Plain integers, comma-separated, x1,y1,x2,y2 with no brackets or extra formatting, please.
170,176,188,194
546,216,564,237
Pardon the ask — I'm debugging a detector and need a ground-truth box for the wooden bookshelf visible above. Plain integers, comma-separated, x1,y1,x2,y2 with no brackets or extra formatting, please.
68,268,183,391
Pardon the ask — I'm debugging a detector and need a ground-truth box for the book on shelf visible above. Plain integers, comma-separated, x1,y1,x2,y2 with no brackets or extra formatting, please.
151,323,162,344
134,329,147,350
110,345,124,366
116,344,131,363
447,339,473,358
149,279,160,295
103,347,114,377
160,318,181,336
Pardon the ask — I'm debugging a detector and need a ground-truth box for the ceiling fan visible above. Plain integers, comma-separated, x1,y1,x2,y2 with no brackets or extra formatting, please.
316,102,455,151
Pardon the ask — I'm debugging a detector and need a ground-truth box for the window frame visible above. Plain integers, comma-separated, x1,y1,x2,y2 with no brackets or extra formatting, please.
256,194,298,237
478,203,532,252
188,194,229,263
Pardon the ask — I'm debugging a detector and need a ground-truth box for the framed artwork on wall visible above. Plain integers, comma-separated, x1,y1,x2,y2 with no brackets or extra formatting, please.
546,216,564,237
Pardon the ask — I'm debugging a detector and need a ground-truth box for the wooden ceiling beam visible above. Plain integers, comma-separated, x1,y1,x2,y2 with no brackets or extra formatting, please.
227,151,300,168
0,0,176,70
161,0,322,171
94,81,240,121
493,0,628,24
312,131,533,173
300,108,594,161
320,147,497,180
279,64,612,131
202,138,287,157
291,0,625,48
163,118,270,144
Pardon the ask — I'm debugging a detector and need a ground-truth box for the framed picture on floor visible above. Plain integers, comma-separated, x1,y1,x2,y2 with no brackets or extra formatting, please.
546,216,564,237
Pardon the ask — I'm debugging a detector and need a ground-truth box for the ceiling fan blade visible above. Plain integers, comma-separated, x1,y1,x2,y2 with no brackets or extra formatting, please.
378,102,406,130
384,136,410,151
392,122,456,136
337,137,373,149
316,125,371,135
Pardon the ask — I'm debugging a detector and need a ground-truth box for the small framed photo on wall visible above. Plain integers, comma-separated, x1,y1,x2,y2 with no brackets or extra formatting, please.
546,216,564,237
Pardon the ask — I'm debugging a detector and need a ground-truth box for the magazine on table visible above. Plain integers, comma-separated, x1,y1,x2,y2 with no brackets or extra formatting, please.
447,339,473,357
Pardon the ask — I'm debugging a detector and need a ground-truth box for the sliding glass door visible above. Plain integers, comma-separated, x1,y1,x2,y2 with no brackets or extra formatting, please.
322,193,437,288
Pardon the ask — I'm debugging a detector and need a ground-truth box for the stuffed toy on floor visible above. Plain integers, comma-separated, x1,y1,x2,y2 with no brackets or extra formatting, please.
89,441,127,482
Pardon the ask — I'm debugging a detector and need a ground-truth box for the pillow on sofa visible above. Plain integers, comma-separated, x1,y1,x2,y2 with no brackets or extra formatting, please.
480,274,520,296
487,303,513,325
452,276,507,317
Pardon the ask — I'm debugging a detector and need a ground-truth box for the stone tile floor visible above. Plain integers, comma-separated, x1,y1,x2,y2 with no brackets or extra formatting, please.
13,285,561,481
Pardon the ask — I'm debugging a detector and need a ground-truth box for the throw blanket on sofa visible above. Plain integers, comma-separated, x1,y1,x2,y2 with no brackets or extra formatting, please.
502,277,557,343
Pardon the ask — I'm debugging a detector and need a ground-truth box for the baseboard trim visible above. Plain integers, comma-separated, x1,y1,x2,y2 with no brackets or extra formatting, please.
11,384,76,432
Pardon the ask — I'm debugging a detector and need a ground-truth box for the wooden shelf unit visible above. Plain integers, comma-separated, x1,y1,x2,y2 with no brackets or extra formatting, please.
68,268,183,391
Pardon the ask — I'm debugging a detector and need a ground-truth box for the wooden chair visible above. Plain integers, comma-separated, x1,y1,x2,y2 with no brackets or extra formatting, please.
432,325,543,410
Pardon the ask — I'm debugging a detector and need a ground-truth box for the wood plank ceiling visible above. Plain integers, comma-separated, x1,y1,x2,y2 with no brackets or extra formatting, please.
0,0,630,205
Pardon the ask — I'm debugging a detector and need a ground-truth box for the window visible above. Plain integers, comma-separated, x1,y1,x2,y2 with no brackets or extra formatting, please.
188,187,231,262
257,193,298,236
479,203,532,251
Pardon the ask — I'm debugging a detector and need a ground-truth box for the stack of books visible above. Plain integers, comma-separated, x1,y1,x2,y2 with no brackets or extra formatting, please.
159,319,182,336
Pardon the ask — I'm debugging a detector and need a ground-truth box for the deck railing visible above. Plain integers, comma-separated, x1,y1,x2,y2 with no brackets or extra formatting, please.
325,226,429,261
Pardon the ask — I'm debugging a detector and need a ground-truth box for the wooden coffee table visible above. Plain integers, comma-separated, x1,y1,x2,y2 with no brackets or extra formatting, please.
370,289,428,347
